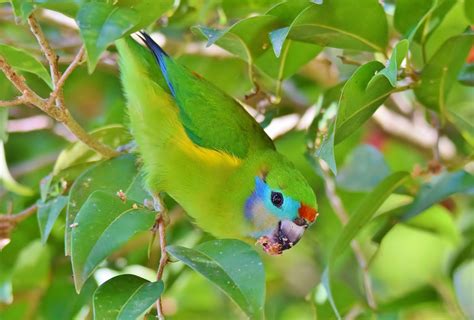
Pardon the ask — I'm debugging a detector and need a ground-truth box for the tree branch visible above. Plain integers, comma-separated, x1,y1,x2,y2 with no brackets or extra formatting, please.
8,204,38,223
0,204,38,249
319,160,377,311
0,14,118,158
0,55,45,106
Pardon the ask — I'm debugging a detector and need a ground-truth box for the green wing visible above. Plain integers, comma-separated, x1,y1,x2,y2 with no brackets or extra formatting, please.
139,32,275,159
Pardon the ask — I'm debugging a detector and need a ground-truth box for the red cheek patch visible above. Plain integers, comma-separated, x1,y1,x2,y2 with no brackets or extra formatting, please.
298,204,318,223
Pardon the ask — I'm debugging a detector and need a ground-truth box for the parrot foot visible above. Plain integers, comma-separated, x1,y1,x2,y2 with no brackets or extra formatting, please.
148,192,170,225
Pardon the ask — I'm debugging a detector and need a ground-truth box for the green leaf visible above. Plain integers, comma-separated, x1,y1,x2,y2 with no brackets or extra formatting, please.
373,170,473,243
256,40,322,82
37,195,68,244
0,44,52,88
71,191,155,291
93,275,163,320
306,82,344,147
39,266,97,320
405,205,460,245
424,1,470,60
466,0,474,24
336,144,390,191
0,74,11,142
177,55,253,97
196,16,279,62
449,237,474,277
222,0,276,19
265,0,313,25
77,0,173,73
323,172,409,318
9,0,81,20
195,16,321,84
53,125,130,174
65,154,145,256
414,34,474,115
335,61,393,144
167,239,265,319
265,0,318,57
77,2,139,73
448,110,474,147
394,0,433,36
378,286,439,313
312,102,338,175
401,170,474,221
276,0,388,53
0,142,34,196
12,240,51,291
367,39,409,88
332,172,409,261
9,0,35,21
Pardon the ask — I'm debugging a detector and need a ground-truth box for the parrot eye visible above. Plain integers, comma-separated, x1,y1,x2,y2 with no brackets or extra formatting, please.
271,191,284,208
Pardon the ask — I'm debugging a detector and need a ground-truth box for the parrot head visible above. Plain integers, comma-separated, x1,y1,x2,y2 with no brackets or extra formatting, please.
241,151,318,255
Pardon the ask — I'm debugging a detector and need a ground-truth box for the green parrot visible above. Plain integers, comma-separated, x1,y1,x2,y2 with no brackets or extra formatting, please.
116,32,318,255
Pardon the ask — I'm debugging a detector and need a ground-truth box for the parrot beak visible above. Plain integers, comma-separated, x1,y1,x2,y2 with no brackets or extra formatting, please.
298,203,318,224
256,204,318,256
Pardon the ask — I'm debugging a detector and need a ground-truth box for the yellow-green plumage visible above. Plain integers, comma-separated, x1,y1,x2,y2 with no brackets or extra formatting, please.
116,34,318,254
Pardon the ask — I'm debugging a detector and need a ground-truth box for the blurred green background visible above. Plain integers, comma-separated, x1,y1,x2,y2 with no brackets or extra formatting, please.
0,0,473,319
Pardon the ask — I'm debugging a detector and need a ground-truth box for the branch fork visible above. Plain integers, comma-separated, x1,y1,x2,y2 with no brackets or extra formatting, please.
0,13,117,158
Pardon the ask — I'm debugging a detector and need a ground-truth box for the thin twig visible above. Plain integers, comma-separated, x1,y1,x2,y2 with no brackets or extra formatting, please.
343,304,364,320
152,194,169,320
337,55,363,66
29,13,66,109
28,14,61,89
156,217,168,319
0,204,38,227
318,160,377,310
47,45,85,109
9,204,38,223
0,204,38,250
0,97,27,107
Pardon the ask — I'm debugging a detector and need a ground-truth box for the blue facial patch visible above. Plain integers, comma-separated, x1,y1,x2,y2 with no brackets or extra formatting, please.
245,176,300,221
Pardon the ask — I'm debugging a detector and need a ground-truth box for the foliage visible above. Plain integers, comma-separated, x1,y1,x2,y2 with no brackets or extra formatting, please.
0,0,473,319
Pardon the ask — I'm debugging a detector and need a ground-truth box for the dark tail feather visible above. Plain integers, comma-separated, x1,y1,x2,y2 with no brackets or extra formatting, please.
138,31,175,96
